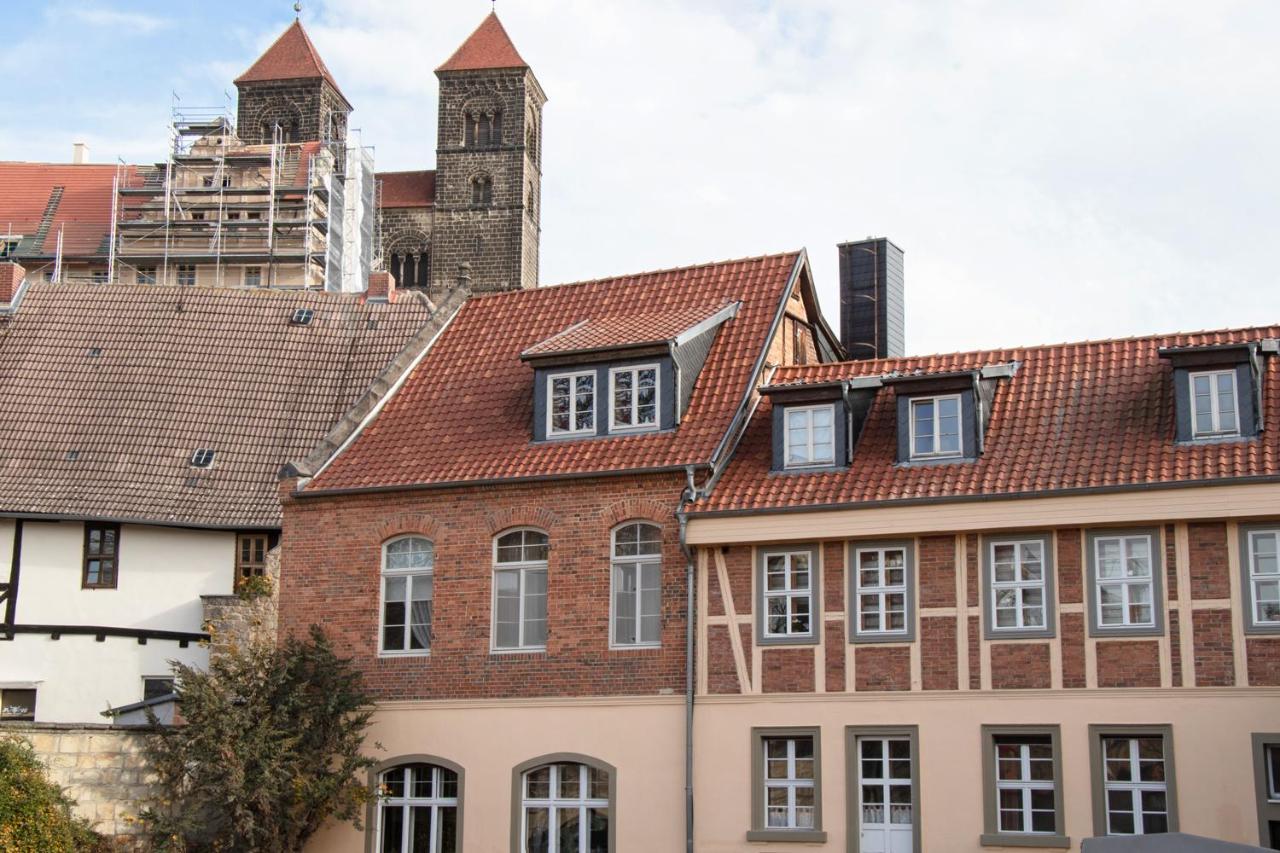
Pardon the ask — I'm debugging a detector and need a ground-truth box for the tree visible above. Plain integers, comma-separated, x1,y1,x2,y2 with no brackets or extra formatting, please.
139,626,376,852
0,737,107,853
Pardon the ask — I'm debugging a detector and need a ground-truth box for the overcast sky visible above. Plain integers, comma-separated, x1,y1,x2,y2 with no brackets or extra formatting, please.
3,1,1277,353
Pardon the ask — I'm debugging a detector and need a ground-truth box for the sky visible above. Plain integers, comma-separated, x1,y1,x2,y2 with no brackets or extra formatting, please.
3,0,1278,354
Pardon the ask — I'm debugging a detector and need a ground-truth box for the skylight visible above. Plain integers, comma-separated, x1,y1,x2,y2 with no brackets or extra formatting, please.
290,308,314,326
190,448,216,468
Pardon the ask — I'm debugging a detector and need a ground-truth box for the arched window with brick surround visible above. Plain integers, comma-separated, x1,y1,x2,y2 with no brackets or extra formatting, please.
492,528,548,651
380,536,434,654
610,522,661,648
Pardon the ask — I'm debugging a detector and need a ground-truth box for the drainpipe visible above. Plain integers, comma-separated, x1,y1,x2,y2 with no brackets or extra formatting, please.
677,465,698,853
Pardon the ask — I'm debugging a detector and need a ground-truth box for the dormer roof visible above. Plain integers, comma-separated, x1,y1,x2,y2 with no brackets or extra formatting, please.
235,20,348,104
436,12,528,73
520,302,739,362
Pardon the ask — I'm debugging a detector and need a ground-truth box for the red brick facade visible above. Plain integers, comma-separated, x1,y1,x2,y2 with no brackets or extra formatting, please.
1193,609,1236,686
920,616,957,690
990,643,1051,690
1189,522,1230,599
854,646,911,692
1096,640,1161,688
762,647,814,693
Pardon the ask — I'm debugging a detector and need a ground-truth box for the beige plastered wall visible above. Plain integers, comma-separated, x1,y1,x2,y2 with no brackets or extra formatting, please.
695,689,1280,852
305,696,685,853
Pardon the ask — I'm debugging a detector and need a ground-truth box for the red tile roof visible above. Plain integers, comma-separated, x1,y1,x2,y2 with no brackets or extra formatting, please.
378,170,437,208
304,252,804,493
0,284,438,527
0,162,137,257
694,326,1280,514
436,12,528,73
235,20,348,103
521,302,734,359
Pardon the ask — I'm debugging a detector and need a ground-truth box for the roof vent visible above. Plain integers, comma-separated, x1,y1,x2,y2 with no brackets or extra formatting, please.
87,347,103,358
290,307,314,326
190,448,215,468
66,450,80,461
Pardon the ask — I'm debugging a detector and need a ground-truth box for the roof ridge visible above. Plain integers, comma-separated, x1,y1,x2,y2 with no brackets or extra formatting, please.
468,250,804,303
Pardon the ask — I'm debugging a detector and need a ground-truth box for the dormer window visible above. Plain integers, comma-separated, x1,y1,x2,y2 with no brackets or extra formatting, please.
609,365,659,432
785,404,835,468
547,370,595,436
1189,369,1239,438
909,394,962,459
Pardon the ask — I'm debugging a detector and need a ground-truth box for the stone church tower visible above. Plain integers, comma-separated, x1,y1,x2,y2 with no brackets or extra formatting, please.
233,19,351,146
430,13,546,293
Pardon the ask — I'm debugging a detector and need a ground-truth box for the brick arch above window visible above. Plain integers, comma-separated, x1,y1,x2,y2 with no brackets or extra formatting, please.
600,498,671,529
486,506,560,537
373,513,441,544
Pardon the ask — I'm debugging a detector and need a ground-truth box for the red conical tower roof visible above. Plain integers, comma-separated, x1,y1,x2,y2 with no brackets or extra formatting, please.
437,12,528,73
235,20,348,102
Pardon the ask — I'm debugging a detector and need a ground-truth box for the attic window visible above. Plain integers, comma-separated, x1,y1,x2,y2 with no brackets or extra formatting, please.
87,347,103,358
290,308,314,326
1189,370,1239,438
909,395,963,459
66,450,80,461
190,448,216,468
0,237,20,258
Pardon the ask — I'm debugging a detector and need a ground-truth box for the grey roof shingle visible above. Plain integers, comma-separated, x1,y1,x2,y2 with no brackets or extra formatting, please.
0,284,437,528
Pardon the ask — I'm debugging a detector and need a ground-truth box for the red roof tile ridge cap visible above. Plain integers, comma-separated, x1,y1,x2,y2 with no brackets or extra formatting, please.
466,250,805,303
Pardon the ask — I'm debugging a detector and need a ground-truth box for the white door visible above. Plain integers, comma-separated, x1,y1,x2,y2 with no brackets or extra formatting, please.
858,737,914,853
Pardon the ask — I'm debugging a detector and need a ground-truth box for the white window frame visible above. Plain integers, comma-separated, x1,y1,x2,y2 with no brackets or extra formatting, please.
243,266,262,288
783,404,836,469
990,539,1048,632
176,264,196,286
994,739,1057,836
762,550,814,640
379,536,434,657
520,762,609,853
1189,369,1240,438
1093,534,1156,630
908,393,963,460
854,546,910,638
491,529,549,653
376,763,459,853
1248,529,1280,627
609,522,661,649
1101,736,1170,835
608,364,660,433
546,370,596,437
762,736,817,830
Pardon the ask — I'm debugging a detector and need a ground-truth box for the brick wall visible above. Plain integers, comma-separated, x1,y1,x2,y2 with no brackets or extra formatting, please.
920,617,957,690
854,646,910,691
762,648,814,693
918,535,955,608
1189,522,1230,599
1096,640,1161,688
1192,609,1235,686
990,643,1051,689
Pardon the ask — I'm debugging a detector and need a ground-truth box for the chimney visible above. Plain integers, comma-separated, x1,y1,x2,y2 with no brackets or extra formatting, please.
72,142,89,165
838,237,905,360
1,262,26,305
365,270,397,303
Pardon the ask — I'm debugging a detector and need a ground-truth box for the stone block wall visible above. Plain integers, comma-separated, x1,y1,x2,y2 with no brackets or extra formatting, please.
202,546,281,659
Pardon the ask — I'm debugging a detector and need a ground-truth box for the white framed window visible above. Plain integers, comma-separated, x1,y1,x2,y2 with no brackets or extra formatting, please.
243,266,262,288
784,404,835,468
493,529,548,651
1248,530,1280,626
547,371,595,436
909,394,962,459
762,551,813,639
136,266,156,285
763,736,817,830
610,522,661,647
1189,369,1240,438
377,763,459,853
855,546,909,637
991,540,1047,631
994,737,1057,835
381,537,434,655
1094,535,1155,629
176,264,196,286
609,365,659,432
1101,736,1170,835
521,762,609,853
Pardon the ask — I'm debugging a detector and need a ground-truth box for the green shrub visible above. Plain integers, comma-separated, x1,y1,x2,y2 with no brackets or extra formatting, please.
0,736,107,853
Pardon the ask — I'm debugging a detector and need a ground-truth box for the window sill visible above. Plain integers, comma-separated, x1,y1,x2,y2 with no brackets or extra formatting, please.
1086,625,1163,639
1243,623,1280,636
897,455,975,468
850,632,913,645
987,629,1056,641
757,633,818,647
980,833,1070,848
489,647,548,656
378,650,430,659
609,642,661,651
746,829,827,843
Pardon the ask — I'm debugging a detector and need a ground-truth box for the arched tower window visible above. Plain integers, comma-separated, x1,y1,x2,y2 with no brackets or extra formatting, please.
526,118,538,165
463,110,502,149
471,174,493,207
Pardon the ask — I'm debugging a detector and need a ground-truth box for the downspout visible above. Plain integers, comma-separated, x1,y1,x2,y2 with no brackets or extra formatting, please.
677,464,698,853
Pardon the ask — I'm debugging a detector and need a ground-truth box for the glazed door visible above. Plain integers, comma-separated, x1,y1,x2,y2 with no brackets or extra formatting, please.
858,737,914,853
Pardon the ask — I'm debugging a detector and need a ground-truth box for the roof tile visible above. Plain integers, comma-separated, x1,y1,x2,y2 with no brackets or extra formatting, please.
234,20,347,102
436,12,528,73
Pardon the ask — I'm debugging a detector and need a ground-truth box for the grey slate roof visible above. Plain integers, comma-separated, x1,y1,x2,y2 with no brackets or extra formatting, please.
0,283,441,528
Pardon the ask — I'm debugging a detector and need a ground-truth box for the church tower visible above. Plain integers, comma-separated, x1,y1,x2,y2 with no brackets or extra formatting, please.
431,13,545,294
233,20,352,146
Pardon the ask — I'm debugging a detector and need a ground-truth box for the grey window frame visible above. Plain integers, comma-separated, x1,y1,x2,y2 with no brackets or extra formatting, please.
1088,724,1178,837
510,752,615,853
756,545,820,646
848,539,916,643
1188,369,1241,438
1253,734,1280,848
783,403,837,469
845,725,920,853
364,754,465,853
1241,525,1280,635
980,725,1069,848
983,533,1057,639
1085,528,1165,637
749,726,826,843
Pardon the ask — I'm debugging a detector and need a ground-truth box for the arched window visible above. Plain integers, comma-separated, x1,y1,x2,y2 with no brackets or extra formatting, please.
377,762,459,852
493,529,548,651
381,536,434,654
463,110,502,148
519,761,610,853
610,523,661,647
526,120,537,164
471,174,493,206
